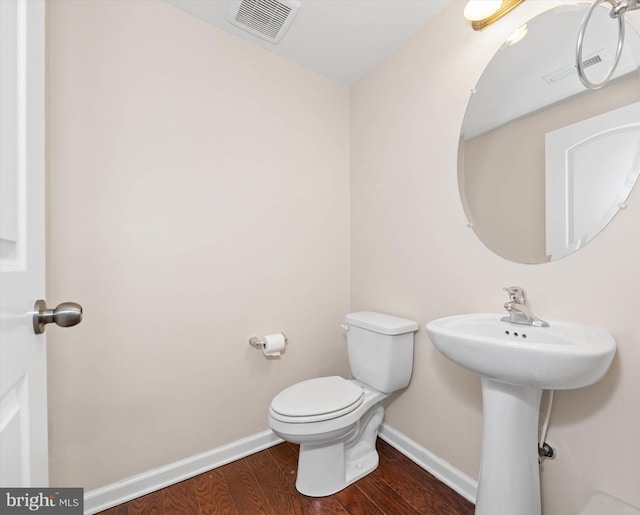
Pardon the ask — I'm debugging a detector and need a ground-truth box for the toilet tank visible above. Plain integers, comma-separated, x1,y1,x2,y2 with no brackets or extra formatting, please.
345,311,419,394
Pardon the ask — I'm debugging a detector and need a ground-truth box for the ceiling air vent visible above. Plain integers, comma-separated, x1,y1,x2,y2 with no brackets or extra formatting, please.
227,0,301,44
543,50,604,84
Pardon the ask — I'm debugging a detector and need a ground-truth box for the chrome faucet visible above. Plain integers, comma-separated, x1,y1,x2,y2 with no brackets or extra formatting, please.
501,286,549,327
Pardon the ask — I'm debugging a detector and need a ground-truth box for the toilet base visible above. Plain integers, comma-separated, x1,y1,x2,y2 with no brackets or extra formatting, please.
295,403,384,497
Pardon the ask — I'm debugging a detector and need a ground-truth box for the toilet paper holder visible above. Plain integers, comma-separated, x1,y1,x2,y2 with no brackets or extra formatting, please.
249,333,288,349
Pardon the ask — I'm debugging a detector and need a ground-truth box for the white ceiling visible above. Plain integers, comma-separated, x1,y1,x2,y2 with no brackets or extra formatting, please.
164,0,451,85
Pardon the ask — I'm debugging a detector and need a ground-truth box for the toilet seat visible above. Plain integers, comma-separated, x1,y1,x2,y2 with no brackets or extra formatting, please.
270,376,364,423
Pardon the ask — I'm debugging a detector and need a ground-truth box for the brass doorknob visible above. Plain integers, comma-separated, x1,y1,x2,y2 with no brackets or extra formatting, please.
33,299,83,335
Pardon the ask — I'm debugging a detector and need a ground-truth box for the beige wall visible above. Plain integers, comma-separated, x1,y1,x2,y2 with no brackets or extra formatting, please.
46,0,350,490
351,2,640,514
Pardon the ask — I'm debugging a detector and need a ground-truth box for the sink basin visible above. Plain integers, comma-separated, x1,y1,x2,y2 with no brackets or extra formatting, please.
425,313,616,390
426,313,616,515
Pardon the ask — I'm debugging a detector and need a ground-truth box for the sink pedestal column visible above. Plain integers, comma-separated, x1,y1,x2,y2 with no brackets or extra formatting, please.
475,378,543,515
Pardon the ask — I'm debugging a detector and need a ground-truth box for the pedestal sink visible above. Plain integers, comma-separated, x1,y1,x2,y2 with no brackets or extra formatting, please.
425,313,616,515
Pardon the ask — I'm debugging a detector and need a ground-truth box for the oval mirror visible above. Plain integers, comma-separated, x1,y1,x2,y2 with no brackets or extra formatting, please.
458,4,640,264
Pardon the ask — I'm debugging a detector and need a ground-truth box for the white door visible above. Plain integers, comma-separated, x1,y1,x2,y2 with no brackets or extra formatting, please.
0,0,48,487
545,101,640,260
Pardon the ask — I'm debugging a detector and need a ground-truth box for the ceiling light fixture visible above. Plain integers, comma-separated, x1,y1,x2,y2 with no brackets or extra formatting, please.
464,0,525,31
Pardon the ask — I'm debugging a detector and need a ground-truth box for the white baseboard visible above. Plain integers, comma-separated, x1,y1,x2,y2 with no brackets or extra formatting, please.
378,423,478,504
84,429,283,514
85,424,476,513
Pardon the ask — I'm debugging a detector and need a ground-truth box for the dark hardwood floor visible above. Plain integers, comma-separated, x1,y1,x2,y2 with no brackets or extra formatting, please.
98,438,475,514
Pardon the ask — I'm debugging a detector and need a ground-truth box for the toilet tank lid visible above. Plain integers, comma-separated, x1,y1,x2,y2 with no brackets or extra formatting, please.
345,311,419,335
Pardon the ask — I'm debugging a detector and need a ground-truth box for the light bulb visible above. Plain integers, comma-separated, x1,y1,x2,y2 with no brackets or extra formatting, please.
463,0,503,22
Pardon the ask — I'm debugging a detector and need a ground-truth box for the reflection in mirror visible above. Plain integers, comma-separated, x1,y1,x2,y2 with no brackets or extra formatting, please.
458,4,640,264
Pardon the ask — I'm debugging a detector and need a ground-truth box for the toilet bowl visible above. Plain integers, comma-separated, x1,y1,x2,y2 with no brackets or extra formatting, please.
269,376,387,496
268,311,419,497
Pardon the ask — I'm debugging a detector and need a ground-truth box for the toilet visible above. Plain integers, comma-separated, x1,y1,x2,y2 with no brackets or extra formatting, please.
268,311,419,497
